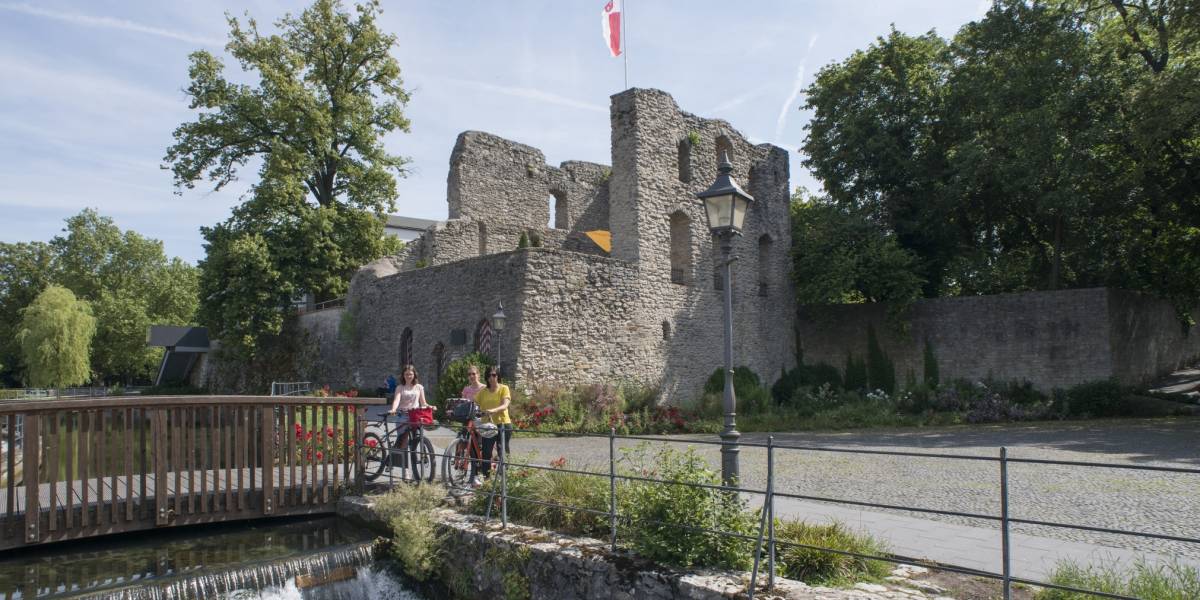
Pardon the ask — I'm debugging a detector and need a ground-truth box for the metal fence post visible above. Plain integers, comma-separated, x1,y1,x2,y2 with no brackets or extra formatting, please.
609,427,617,552
767,435,775,589
500,426,508,529
1000,446,1011,600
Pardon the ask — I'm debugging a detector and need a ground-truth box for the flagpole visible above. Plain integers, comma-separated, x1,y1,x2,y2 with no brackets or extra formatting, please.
622,0,628,89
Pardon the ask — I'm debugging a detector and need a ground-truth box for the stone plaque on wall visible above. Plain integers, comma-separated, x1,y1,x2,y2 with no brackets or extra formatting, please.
450,329,467,346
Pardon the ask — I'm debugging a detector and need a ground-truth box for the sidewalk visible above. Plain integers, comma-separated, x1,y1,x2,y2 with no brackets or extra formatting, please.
769,495,1198,582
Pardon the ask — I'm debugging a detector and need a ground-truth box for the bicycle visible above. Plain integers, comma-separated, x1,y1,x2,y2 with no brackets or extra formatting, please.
361,408,437,484
440,398,501,490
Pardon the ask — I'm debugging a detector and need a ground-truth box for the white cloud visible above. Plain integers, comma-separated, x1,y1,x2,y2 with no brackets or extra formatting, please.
441,78,607,114
0,2,224,46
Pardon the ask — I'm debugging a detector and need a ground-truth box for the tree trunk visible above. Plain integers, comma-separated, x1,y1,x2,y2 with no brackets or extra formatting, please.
1050,213,1063,290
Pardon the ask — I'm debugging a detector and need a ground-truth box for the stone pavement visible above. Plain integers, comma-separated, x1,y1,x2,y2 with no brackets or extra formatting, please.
767,494,1200,582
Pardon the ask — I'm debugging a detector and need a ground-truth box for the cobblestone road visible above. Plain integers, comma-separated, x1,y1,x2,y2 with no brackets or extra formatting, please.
504,418,1200,559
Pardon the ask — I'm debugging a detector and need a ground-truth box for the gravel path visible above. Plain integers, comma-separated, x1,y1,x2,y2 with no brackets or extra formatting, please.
504,418,1200,559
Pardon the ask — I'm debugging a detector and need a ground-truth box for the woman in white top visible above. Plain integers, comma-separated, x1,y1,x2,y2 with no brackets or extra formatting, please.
388,364,433,414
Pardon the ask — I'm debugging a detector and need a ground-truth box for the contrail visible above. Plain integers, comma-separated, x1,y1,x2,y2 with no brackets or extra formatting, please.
0,2,224,46
774,34,819,144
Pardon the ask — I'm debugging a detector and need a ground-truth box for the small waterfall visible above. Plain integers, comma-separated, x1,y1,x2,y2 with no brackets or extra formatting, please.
88,542,418,599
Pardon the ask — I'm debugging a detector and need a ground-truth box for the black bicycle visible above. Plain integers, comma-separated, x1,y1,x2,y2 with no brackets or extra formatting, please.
361,410,437,484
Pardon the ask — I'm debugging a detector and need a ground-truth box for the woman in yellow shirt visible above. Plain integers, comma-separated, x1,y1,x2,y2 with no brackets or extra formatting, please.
474,365,512,481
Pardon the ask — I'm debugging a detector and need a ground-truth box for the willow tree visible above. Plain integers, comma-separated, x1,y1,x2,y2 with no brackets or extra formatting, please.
18,285,96,389
165,0,410,356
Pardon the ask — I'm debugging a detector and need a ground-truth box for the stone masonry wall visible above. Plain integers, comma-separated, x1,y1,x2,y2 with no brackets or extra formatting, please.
796,288,1199,391
609,89,796,400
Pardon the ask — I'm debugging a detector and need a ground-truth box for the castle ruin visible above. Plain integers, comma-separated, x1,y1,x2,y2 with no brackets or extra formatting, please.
309,88,795,401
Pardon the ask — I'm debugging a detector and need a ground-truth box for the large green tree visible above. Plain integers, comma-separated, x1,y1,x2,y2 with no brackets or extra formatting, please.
0,210,198,386
17,285,96,390
165,0,410,357
799,0,1200,317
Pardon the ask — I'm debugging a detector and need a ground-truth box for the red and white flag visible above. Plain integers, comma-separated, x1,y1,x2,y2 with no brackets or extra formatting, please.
602,0,622,57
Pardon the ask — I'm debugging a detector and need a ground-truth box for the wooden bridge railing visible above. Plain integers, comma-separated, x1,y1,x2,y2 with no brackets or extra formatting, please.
0,395,384,551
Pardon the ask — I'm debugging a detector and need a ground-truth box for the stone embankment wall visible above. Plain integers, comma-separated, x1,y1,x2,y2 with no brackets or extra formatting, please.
796,287,1200,391
337,496,944,600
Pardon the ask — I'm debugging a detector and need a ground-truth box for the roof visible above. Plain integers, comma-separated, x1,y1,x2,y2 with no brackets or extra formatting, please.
386,215,441,231
147,326,210,352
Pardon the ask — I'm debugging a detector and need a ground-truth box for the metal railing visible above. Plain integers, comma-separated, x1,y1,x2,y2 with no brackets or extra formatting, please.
296,298,345,315
270,382,313,397
0,395,383,551
458,427,1200,600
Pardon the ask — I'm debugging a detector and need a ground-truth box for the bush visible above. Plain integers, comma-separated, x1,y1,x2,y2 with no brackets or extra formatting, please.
469,453,609,537
922,339,939,388
788,383,842,417
1038,559,1200,600
435,352,494,404
772,363,842,405
619,445,757,570
843,353,868,391
775,520,891,586
865,324,895,395
373,484,446,581
1065,380,1127,418
703,366,761,396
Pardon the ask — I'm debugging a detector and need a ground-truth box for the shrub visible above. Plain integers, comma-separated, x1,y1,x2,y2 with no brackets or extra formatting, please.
435,352,494,404
619,445,756,570
789,383,842,417
922,339,939,388
865,324,895,395
843,353,868,391
772,363,842,405
775,520,891,586
703,366,761,396
1038,559,1200,600
469,454,609,537
1065,380,1127,418
373,484,446,581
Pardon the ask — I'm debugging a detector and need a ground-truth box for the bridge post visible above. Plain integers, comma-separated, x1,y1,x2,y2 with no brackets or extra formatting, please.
261,406,274,515
153,410,169,525
22,415,39,543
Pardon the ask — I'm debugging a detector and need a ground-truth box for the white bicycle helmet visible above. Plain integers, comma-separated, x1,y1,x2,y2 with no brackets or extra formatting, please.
477,421,499,439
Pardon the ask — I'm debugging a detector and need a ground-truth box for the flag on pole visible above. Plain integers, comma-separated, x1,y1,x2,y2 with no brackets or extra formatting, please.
602,0,622,57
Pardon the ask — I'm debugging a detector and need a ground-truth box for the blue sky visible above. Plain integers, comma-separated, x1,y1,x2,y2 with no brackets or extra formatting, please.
0,0,990,264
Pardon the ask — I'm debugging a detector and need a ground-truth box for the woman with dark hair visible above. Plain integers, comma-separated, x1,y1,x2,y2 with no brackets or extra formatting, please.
388,364,430,414
474,365,512,481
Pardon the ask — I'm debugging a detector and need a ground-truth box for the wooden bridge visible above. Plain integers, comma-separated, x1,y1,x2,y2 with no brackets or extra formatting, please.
0,395,383,551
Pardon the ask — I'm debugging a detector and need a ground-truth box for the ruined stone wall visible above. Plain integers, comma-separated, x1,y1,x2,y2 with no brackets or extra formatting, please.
609,89,796,400
297,306,352,388
795,287,1199,391
1107,290,1200,384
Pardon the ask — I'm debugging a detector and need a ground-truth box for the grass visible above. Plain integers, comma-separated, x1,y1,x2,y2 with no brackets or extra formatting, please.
774,520,892,586
468,452,610,538
1037,559,1200,600
373,484,447,581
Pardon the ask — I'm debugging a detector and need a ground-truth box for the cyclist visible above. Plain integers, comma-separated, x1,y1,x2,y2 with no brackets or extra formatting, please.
461,364,486,486
388,364,435,444
474,365,512,481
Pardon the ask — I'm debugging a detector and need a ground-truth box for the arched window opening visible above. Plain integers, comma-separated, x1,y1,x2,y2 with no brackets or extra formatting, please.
669,211,692,285
474,319,493,355
399,327,413,367
662,320,672,340
549,191,568,229
431,341,446,400
478,222,488,256
677,139,692,183
716,135,734,165
758,235,773,296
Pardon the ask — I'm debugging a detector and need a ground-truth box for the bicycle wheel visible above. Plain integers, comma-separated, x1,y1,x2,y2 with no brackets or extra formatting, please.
442,438,470,489
361,432,386,482
408,434,437,484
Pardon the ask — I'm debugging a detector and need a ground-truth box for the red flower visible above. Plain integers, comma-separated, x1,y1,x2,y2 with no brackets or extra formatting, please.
365,438,378,448
326,426,335,438
549,456,567,469
316,451,324,461
306,431,314,440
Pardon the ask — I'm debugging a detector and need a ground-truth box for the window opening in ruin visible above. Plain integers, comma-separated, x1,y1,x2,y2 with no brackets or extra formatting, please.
399,327,413,367
662,320,672,340
716,135,734,165
677,139,692,183
549,191,568,229
669,211,692,285
432,341,446,397
478,222,488,256
758,235,772,296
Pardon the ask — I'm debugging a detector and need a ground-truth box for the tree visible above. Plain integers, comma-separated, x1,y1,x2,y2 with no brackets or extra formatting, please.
17,285,96,389
50,210,199,383
790,191,924,307
165,0,412,357
0,242,56,386
196,227,287,358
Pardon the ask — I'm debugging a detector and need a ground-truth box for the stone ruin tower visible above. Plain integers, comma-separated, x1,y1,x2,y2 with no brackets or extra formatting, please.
320,88,794,402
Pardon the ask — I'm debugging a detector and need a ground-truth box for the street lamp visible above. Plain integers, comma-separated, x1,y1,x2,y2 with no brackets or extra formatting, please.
695,151,754,487
492,301,507,375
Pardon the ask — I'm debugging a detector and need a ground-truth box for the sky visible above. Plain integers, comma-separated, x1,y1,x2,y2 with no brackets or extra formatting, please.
0,0,991,264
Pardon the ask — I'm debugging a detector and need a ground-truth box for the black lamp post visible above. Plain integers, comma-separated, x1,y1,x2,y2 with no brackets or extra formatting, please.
695,151,754,487
492,301,507,375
